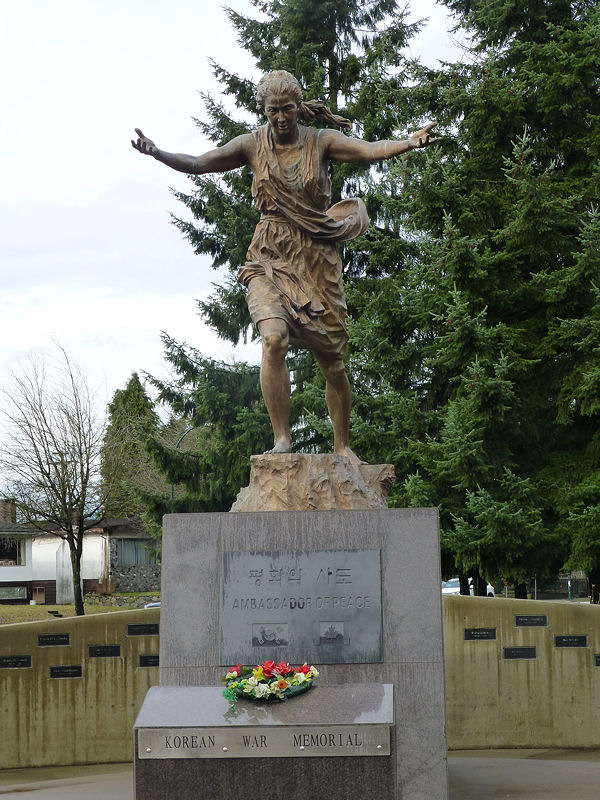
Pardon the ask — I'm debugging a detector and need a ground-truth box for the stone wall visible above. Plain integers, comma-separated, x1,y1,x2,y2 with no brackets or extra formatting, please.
108,537,161,593
111,564,161,593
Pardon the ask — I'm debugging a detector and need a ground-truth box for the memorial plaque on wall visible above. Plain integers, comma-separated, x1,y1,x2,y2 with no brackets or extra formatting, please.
555,635,587,648
221,549,382,664
88,645,121,658
595,655,600,667
464,628,496,641
139,654,160,667
515,615,547,627
50,665,82,678
38,633,70,647
0,655,32,669
128,623,159,637
504,647,536,660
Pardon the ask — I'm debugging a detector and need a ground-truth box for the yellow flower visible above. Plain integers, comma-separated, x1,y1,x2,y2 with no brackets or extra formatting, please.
252,666,265,680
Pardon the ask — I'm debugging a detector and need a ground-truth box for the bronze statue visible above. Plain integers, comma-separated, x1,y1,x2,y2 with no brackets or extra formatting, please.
132,71,439,462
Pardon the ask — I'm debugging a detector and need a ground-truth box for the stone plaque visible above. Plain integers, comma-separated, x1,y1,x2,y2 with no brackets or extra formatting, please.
138,725,390,759
504,647,536,660
140,654,160,667
50,665,82,678
595,654,600,667
515,615,547,627
555,635,587,648
221,549,382,665
38,633,70,647
128,623,159,636
88,644,121,658
464,628,496,641
0,655,32,669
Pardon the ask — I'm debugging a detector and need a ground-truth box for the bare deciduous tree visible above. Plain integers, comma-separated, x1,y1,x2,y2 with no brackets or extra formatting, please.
0,343,106,615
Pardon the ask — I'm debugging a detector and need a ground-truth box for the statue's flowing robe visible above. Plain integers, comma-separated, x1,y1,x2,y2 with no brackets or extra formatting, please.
238,124,369,358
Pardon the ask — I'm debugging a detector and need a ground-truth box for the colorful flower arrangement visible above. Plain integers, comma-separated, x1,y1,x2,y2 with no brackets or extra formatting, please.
222,660,319,704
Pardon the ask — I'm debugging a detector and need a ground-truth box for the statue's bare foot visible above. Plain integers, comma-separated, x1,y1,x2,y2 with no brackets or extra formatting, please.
264,438,292,455
334,446,364,465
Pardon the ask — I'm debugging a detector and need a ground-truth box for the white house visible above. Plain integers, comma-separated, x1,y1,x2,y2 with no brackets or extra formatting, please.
0,500,159,604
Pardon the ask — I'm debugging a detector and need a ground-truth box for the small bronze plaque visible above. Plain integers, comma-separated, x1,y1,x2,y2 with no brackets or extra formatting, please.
139,654,159,667
38,633,70,647
50,665,82,678
0,655,32,669
504,647,536,660
515,615,547,627
88,645,121,658
464,628,496,641
555,635,587,648
128,623,159,637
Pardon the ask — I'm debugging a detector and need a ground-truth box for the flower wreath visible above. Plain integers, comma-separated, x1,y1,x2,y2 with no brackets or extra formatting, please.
222,660,319,704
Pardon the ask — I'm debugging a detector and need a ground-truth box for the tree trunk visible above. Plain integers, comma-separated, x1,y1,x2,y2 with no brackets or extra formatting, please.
473,577,488,597
514,582,528,599
459,574,470,595
70,540,85,616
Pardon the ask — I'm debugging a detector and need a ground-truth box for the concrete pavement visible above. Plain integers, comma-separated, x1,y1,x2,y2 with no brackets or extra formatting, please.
1,750,599,798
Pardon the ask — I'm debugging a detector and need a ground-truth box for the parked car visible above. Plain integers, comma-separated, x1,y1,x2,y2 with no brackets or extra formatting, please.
442,577,495,597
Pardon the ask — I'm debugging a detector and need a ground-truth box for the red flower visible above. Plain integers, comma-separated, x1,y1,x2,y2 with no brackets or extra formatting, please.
275,661,291,675
261,660,276,677
295,664,311,675
229,663,242,677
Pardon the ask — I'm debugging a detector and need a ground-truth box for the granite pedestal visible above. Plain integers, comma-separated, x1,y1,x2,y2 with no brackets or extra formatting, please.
134,683,395,800
137,509,448,799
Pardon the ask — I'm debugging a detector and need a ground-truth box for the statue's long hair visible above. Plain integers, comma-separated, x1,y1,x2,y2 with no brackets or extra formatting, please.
255,70,352,131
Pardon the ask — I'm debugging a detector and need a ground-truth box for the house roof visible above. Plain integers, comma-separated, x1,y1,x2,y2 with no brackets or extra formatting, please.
0,520,37,535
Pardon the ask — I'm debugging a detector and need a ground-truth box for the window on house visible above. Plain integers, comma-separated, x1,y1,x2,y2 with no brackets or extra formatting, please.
0,537,26,566
114,538,157,567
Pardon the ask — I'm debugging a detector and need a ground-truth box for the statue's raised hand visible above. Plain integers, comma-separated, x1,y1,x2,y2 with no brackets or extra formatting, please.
131,128,157,156
407,122,442,150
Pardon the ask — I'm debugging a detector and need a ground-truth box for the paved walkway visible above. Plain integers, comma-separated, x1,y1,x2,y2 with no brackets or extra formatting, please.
1,750,599,798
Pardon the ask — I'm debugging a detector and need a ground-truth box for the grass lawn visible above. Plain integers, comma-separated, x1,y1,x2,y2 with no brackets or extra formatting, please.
0,604,133,625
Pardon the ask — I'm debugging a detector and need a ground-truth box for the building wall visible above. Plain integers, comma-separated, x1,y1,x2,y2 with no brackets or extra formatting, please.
1,598,599,769
0,538,33,583
27,533,107,581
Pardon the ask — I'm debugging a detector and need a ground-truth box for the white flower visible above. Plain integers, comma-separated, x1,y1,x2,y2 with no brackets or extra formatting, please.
296,672,307,684
254,682,271,698
243,676,258,693
309,666,319,677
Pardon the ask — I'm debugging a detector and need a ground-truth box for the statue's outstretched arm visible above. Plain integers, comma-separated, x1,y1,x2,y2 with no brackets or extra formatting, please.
131,128,251,174
324,122,441,163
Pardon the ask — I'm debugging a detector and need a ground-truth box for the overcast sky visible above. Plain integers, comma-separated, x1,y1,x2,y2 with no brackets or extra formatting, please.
1,0,463,413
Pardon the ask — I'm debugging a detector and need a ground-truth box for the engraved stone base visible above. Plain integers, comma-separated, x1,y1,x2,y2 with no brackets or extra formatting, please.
158,509,448,799
231,453,395,511
134,684,395,800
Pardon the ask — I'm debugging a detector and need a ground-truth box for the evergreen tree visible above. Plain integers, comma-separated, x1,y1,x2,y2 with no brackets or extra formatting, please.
141,335,272,527
348,0,600,592
101,373,162,519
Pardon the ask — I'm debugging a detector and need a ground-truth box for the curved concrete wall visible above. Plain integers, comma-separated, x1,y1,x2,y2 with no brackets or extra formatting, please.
0,609,160,769
1,598,599,768
443,596,600,749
